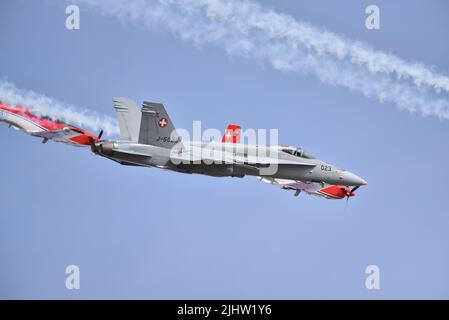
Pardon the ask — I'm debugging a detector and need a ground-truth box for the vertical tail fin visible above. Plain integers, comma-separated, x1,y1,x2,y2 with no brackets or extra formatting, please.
113,97,141,142
138,101,181,148
221,124,241,143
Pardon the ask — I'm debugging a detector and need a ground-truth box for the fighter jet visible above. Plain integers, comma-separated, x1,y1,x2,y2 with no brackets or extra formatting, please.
0,102,102,146
91,98,367,199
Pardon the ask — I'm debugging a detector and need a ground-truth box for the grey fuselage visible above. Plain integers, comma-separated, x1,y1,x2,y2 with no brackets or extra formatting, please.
92,140,367,187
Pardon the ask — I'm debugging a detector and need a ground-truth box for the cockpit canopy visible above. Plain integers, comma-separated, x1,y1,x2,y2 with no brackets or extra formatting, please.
281,146,315,159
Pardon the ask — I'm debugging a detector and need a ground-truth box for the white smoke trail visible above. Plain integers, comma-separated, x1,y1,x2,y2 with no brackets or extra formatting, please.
76,0,449,120
0,79,119,136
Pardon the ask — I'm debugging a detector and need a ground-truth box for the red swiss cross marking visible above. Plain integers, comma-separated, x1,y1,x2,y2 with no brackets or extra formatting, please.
158,118,168,128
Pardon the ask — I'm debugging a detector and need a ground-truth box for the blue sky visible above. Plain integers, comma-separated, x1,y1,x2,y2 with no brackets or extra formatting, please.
1,0,449,299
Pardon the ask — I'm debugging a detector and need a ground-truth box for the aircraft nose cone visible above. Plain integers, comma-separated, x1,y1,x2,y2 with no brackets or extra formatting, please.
343,172,367,186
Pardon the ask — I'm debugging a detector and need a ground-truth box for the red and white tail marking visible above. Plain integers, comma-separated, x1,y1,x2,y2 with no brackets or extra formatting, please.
222,124,241,143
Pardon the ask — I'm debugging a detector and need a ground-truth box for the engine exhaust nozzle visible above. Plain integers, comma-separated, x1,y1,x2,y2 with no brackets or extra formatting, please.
91,141,116,156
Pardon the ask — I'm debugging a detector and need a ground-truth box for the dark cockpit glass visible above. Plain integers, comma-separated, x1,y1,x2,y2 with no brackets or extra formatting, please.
281,146,315,159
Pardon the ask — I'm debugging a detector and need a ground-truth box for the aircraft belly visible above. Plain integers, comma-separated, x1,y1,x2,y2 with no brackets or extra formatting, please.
149,156,171,167
109,150,152,166
175,163,247,177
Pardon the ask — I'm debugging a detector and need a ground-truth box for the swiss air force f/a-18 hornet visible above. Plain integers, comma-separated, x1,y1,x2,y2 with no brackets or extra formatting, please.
91,98,367,200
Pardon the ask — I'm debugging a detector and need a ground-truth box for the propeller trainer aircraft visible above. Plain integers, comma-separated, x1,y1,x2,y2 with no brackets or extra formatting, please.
91,98,367,200
0,102,102,146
